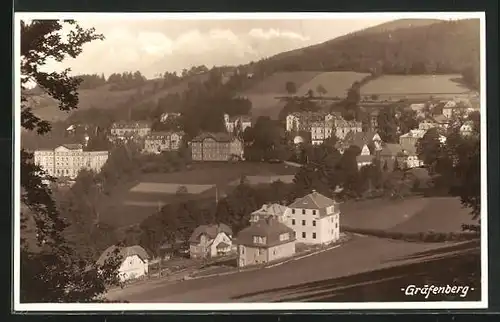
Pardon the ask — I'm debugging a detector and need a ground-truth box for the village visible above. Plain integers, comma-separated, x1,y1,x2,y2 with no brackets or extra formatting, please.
19,17,483,305
30,92,481,290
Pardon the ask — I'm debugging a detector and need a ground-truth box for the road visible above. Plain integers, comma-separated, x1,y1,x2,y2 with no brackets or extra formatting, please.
105,236,480,303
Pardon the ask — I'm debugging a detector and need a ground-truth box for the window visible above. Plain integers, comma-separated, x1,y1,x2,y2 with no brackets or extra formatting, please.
292,219,296,225
302,209,306,215
302,220,306,226
240,246,245,254
312,220,316,227
313,233,317,239
273,249,276,255
313,210,316,215
335,222,338,229
302,232,306,238
253,236,266,244
279,233,289,241
292,209,295,214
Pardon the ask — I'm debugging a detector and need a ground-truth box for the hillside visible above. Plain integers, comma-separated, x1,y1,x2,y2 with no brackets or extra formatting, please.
254,19,480,75
29,74,208,123
27,19,480,123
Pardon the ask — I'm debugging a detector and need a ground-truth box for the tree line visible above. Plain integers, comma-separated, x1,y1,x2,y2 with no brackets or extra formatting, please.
254,20,480,77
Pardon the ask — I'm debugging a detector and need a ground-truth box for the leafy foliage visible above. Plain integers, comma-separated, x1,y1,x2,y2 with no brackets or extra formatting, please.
20,20,122,303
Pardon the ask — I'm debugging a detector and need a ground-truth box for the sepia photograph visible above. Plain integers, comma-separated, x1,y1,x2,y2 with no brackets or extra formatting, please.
14,12,486,311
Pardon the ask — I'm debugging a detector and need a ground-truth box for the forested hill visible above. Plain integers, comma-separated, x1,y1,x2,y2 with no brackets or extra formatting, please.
253,19,480,79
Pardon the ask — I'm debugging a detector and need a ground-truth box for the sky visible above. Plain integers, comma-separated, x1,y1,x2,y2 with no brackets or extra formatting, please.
37,17,395,79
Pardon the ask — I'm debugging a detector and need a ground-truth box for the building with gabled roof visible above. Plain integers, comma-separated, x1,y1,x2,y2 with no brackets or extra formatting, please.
284,190,340,244
34,144,108,179
190,132,243,161
189,224,233,259
143,131,184,154
236,217,296,267
97,245,150,282
250,203,288,223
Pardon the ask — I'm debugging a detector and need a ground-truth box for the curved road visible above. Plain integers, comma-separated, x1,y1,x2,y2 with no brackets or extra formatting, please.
106,236,479,303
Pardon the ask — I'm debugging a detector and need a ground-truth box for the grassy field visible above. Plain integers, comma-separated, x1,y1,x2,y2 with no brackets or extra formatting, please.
360,74,471,96
296,71,370,97
98,162,298,227
340,196,477,234
243,71,368,119
243,71,321,95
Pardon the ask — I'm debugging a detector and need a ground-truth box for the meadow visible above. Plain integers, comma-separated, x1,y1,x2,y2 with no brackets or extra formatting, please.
295,71,370,97
98,162,298,227
360,74,471,97
340,196,477,234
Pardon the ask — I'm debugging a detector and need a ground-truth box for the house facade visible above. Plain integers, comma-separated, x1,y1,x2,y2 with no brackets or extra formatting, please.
285,111,331,133
110,121,152,141
341,131,383,154
250,203,288,223
143,131,184,154
236,217,296,268
356,144,375,169
189,224,233,258
190,132,243,161
224,114,252,134
460,121,475,136
34,144,108,178
418,118,439,131
284,190,340,245
399,129,427,148
97,245,150,282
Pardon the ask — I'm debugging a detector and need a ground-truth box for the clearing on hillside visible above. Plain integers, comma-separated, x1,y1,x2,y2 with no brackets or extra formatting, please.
243,71,320,95
296,71,370,97
360,74,472,100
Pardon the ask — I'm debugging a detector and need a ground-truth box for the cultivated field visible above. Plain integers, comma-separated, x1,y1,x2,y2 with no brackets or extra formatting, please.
360,74,471,97
243,71,368,119
296,71,370,97
98,162,298,227
341,196,477,234
244,71,321,95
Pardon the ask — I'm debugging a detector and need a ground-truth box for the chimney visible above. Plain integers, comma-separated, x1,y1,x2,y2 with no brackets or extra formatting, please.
312,189,316,194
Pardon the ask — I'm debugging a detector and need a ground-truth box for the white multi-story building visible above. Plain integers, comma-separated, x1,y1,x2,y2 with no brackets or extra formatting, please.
34,144,108,178
284,190,341,245
143,131,184,154
109,121,152,141
224,114,252,134
310,117,362,145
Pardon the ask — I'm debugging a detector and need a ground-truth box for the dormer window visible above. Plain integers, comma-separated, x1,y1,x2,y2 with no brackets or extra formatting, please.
253,236,266,244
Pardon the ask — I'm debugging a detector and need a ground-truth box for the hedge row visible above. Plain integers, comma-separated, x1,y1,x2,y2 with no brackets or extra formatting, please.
342,226,480,243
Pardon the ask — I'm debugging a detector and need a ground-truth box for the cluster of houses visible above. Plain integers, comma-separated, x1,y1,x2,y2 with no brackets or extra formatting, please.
287,96,479,170
185,190,341,268
105,112,251,161
98,190,341,281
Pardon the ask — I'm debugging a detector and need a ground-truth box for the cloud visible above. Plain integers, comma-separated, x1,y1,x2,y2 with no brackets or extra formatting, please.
41,23,313,79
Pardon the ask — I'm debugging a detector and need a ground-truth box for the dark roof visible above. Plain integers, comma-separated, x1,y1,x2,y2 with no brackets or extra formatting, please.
61,143,83,150
288,190,337,217
146,131,184,138
344,131,380,149
112,121,151,128
236,218,296,248
189,223,233,244
191,132,235,143
96,245,150,266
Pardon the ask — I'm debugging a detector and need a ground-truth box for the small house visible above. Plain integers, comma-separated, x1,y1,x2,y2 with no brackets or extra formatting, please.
97,245,150,282
189,223,233,259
